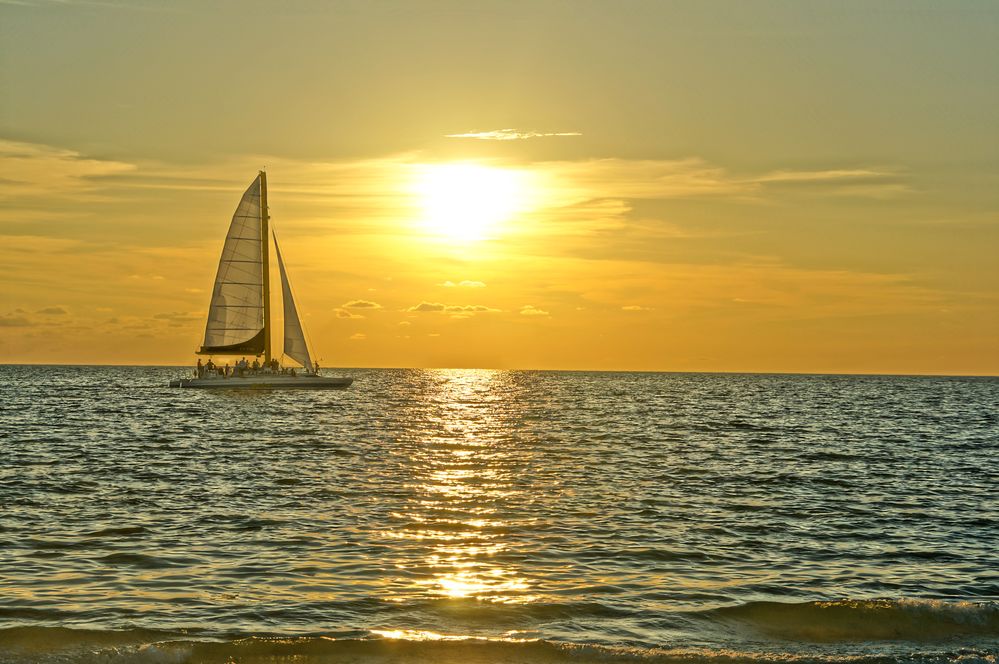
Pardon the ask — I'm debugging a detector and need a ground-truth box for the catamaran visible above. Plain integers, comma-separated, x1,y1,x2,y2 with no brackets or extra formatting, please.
170,172,352,389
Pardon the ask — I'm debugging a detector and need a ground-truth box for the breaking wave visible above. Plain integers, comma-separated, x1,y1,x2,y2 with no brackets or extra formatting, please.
703,599,999,642
2,600,997,664
0,629,997,664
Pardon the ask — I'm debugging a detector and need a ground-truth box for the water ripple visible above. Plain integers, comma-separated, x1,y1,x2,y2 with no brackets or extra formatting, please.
1,367,997,661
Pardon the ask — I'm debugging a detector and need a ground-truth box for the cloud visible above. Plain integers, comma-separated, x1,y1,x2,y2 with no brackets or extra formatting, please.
408,302,445,312
335,308,364,319
0,140,136,199
520,305,550,317
349,332,366,341
0,234,87,254
0,315,31,327
406,302,501,316
539,158,755,205
622,305,654,311
529,161,908,231
753,168,908,198
36,306,68,315
446,129,582,141
755,168,898,184
397,321,412,327
153,311,201,326
446,305,500,314
342,299,382,309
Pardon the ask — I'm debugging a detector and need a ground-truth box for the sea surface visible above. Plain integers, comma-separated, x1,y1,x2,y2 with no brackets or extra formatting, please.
1,366,997,663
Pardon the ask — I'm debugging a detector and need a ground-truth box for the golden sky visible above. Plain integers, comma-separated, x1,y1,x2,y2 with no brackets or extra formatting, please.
2,1,997,373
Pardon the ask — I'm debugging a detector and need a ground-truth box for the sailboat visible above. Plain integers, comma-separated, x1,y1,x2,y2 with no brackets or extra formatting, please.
170,172,352,389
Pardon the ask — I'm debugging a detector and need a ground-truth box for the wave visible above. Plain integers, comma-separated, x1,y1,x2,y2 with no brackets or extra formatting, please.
0,624,999,664
95,552,182,569
703,599,999,643
82,526,147,538
1,600,997,663
0,628,997,664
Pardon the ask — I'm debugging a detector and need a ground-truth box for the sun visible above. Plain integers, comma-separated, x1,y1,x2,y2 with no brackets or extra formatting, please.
413,163,528,241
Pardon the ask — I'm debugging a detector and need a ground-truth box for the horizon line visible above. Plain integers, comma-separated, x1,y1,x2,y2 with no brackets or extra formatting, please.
1,363,995,379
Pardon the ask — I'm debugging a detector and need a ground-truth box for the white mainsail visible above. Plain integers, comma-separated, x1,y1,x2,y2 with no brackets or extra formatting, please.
274,233,313,370
200,175,266,354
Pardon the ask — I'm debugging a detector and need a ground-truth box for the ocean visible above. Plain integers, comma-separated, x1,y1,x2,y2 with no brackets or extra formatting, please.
1,366,997,663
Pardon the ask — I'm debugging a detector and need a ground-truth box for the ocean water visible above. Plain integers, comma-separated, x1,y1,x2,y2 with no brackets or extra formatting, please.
1,366,997,663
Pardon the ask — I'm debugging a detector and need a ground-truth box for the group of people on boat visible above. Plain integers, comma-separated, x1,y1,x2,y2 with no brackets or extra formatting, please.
194,357,320,379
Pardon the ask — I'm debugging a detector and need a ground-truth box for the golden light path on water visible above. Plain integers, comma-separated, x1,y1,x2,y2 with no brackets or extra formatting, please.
388,370,537,611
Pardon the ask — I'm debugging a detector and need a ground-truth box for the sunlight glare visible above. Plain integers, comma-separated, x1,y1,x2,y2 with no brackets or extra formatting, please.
413,163,530,241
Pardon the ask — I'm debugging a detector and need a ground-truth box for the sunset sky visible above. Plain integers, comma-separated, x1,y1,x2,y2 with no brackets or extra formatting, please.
2,1,997,373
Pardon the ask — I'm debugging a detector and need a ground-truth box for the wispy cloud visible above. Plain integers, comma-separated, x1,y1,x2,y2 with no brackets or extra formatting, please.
756,168,897,184
520,305,549,317
0,314,32,327
540,158,756,203
754,168,908,197
0,140,135,199
406,302,501,317
446,129,582,141
152,311,201,326
622,305,654,311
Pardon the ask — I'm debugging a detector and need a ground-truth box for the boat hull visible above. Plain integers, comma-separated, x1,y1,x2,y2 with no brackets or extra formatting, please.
169,374,352,389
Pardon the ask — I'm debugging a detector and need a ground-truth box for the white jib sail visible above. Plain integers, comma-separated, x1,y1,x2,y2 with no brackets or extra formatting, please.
274,234,313,370
201,176,265,352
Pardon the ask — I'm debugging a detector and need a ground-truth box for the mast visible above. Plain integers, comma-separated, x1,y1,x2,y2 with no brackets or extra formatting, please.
260,170,271,364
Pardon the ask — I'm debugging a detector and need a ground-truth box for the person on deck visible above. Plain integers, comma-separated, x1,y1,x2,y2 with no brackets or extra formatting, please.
313,360,320,375
206,359,215,375
251,358,260,373
196,358,203,378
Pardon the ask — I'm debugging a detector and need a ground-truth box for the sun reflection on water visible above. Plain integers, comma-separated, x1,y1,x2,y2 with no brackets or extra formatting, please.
389,369,535,605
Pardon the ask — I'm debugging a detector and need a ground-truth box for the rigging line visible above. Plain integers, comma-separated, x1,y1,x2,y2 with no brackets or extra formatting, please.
209,304,264,308
210,296,263,303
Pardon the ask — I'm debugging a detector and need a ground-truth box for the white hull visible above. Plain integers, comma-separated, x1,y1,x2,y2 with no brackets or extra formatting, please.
170,373,352,389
